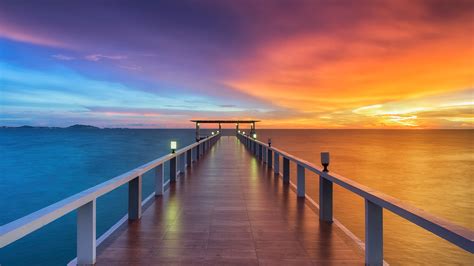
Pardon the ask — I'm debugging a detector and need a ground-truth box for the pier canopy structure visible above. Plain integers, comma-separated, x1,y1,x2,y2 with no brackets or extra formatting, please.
191,119,260,141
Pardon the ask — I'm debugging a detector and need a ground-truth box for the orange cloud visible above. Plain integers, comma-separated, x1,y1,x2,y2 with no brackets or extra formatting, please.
222,2,473,128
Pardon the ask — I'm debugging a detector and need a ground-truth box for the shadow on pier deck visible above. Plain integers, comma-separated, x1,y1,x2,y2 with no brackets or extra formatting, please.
96,136,364,265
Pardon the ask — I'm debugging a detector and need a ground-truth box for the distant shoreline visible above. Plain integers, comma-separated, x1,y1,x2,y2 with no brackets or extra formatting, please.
0,125,471,130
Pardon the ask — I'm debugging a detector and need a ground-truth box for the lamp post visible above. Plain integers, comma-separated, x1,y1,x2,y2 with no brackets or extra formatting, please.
321,152,330,172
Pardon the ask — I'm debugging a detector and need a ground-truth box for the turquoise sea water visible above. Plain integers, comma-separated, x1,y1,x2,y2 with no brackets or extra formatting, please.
0,128,472,265
0,128,198,265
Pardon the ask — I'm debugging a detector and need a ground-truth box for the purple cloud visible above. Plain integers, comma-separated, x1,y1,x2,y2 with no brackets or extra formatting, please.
52,54,75,60
84,54,127,61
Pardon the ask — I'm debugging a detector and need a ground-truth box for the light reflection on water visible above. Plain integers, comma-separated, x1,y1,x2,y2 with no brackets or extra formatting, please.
256,129,473,265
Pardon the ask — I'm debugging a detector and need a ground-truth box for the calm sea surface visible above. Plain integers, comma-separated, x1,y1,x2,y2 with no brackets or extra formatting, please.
0,128,472,265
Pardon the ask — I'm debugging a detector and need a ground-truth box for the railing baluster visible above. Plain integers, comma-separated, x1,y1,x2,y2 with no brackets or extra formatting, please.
263,146,267,163
155,164,164,196
319,176,333,222
267,148,273,169
77,200,96,265
274,152,279,174
186,149,192,167
283,157,290,184
365,199,383,265
179,153,185,174
170,156,177,182
319,152,333,222
128,175,142,220
297,164,305,197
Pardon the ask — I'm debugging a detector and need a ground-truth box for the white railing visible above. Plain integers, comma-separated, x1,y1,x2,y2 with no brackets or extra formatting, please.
237,133,474,265
0,133,220,265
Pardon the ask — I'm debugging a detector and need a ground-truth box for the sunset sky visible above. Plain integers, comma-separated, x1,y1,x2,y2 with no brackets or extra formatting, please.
0,0,472,128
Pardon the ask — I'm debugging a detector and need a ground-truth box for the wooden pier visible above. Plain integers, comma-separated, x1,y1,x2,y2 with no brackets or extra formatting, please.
1,124,473,265
94,136,364,265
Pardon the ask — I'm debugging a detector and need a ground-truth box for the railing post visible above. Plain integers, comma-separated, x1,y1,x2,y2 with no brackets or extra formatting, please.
263,146,267,163
128,175,142,220
283,157,290,184
274,152,279,174
297,164,305,197
186,149,192,166
179,153,185,174
170,156,177,182
319,152,333,222
155,164,164,196
365,199,383,265
259,145,263,160
77,200,96,265
267,149,273,168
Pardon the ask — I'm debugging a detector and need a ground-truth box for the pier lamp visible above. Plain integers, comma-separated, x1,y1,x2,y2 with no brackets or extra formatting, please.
170,140,177,153
253,133,257,139
217,130,220,134
321,152,330,172
243,131,246,135
212,131,215,135
268,138,272,147
238,130,241,133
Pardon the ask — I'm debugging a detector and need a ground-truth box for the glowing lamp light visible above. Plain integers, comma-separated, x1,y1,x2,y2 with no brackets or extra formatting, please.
217,130,220,133
238,130,241,133
243,131,246,135
253,133,257,139
212,131,215,135
268,138,272,147
170,140,177,153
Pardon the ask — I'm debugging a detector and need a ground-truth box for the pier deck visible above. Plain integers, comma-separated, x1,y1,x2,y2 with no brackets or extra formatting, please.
95,136,364,265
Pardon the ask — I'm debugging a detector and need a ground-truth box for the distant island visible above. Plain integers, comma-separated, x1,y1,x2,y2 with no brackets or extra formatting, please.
67,124,100,129
0,124,101,129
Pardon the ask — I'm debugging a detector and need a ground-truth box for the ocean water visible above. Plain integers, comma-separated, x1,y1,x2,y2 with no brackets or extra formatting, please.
0,128,200,265
0,128,472,265
257,129,473,265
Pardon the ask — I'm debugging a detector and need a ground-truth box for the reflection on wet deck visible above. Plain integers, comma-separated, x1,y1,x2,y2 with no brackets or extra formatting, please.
96,137,363,265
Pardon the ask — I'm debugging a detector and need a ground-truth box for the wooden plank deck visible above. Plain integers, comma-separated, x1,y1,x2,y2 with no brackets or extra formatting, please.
96,136,364,265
